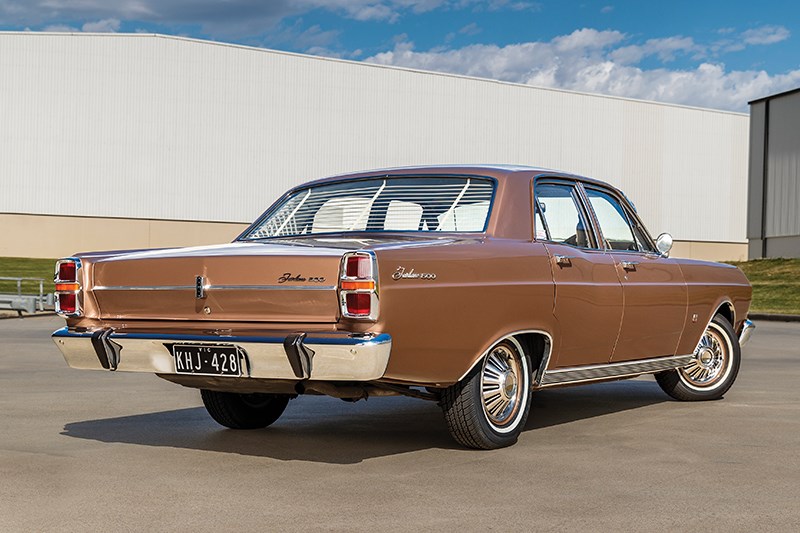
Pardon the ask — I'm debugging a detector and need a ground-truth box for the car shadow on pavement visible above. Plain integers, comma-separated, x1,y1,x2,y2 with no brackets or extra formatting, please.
526,379,668,430
62,380,667,464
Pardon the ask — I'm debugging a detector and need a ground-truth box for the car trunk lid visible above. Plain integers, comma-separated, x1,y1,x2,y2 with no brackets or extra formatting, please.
86,242,344,323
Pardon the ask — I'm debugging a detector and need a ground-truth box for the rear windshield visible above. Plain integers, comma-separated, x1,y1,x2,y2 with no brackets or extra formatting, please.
241,176,495,239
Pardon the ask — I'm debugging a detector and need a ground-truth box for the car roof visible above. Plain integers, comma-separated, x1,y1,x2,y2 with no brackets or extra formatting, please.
298,164,618,191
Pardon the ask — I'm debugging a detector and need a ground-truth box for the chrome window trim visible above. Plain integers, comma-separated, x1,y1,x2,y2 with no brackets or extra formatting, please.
533,177,602,250
581,183,658,255
237,173,500,242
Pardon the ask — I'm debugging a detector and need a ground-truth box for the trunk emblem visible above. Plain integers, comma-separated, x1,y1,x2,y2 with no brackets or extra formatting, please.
392,266,437,280
195,276,206,299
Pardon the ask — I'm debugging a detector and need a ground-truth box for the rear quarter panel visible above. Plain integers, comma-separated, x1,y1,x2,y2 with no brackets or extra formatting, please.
373,239,555,386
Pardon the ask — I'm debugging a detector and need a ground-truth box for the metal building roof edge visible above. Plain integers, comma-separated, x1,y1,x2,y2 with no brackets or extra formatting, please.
0,31,749,117
748,86,800,105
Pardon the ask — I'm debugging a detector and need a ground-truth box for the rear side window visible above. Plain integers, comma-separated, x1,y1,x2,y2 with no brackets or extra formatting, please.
242,177,494,239
535,183,594,249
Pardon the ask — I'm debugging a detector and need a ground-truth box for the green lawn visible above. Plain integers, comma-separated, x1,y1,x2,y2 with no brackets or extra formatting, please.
1,256,798,315
727,258,800,315
0,257,58,295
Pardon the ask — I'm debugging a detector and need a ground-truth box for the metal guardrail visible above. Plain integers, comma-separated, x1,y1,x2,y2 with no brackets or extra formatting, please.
0,277,54,315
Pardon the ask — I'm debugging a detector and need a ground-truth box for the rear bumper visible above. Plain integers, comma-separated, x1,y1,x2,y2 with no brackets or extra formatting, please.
52,327,391,381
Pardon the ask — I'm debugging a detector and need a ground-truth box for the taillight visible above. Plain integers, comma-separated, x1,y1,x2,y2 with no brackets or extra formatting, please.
339,252,378,320
54,258,82,316
346,255,371,278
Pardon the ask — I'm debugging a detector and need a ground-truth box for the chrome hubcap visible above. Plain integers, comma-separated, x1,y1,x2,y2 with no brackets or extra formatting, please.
481,345,522,426
681,325,728,387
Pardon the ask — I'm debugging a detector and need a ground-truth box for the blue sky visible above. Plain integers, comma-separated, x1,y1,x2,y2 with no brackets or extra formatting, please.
2,1,798,111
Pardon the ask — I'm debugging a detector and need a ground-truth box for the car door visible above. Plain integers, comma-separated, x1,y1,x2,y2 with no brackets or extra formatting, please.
581,184,688,362
534,179,624,369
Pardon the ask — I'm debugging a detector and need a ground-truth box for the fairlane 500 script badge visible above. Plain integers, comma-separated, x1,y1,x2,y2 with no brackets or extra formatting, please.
277,273,326,283
392,266,437,281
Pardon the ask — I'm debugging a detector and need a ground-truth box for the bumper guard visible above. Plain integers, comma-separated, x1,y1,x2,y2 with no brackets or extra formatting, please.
739,319,755,347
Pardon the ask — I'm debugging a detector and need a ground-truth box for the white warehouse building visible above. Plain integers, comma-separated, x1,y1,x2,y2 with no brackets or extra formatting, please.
0,32,749,260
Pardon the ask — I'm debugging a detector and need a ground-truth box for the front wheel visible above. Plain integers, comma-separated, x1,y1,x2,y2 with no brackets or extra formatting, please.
440,339,532,449
656,314,741,401
201,390,291,429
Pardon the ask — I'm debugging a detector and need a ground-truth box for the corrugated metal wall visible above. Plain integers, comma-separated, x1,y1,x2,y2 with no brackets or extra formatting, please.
765,94,800,238
747,90,800,259
0,33,749,243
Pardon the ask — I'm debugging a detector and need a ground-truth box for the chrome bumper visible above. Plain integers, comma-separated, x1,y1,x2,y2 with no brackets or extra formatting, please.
52,327,391,381
739,319,755,347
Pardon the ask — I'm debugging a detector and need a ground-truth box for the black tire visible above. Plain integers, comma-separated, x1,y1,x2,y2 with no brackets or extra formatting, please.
656,314,741,401
440,339,532,449
200,390,291,429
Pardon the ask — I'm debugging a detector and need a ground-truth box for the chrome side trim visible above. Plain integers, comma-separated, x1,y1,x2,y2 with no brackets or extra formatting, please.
538,353,694,387
93,285,194,291
739,319,755,346
93,284,336,291
458,329,554,383
213,284,337,291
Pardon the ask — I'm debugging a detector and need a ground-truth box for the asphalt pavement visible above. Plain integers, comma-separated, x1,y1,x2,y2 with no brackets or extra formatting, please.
1,316,798,532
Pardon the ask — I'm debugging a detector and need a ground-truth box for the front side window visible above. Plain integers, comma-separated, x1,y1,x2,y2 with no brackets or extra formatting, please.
585,188,649,252
241,177,494,239
535,183,594,248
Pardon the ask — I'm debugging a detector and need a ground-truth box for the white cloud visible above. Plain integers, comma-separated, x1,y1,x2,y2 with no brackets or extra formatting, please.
610,36,697,65
264,21,339,50
485,0,540,11
459,22,480,36
601,5,613,14
41,18,120,33
552,28,624,52
81,18,121,32
365,28,800,111
42,23,79,32
3,1,536,34
741,25,790,45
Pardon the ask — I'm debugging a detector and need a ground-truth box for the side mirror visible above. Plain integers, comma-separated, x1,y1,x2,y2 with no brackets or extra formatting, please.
656,233,673,257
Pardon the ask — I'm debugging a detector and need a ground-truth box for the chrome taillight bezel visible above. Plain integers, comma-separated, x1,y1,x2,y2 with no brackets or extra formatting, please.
54,257,83,317
339,251,379,321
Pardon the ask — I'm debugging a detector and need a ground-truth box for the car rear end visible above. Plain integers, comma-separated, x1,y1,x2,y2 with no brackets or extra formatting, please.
51,172,496,391
52,242,390,383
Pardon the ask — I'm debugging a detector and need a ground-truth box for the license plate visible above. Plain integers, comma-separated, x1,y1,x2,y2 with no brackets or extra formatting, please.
171,344,243,377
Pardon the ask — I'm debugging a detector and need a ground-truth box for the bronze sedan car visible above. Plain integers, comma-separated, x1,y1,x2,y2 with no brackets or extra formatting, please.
52,165,754,449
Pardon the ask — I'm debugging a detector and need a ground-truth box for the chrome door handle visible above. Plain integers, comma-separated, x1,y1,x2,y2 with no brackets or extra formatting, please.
621,261,639,271
554,255,573,267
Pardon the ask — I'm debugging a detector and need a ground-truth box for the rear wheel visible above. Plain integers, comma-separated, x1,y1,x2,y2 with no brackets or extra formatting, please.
441,339,532,449
656,314,740,401
201,390,291,429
